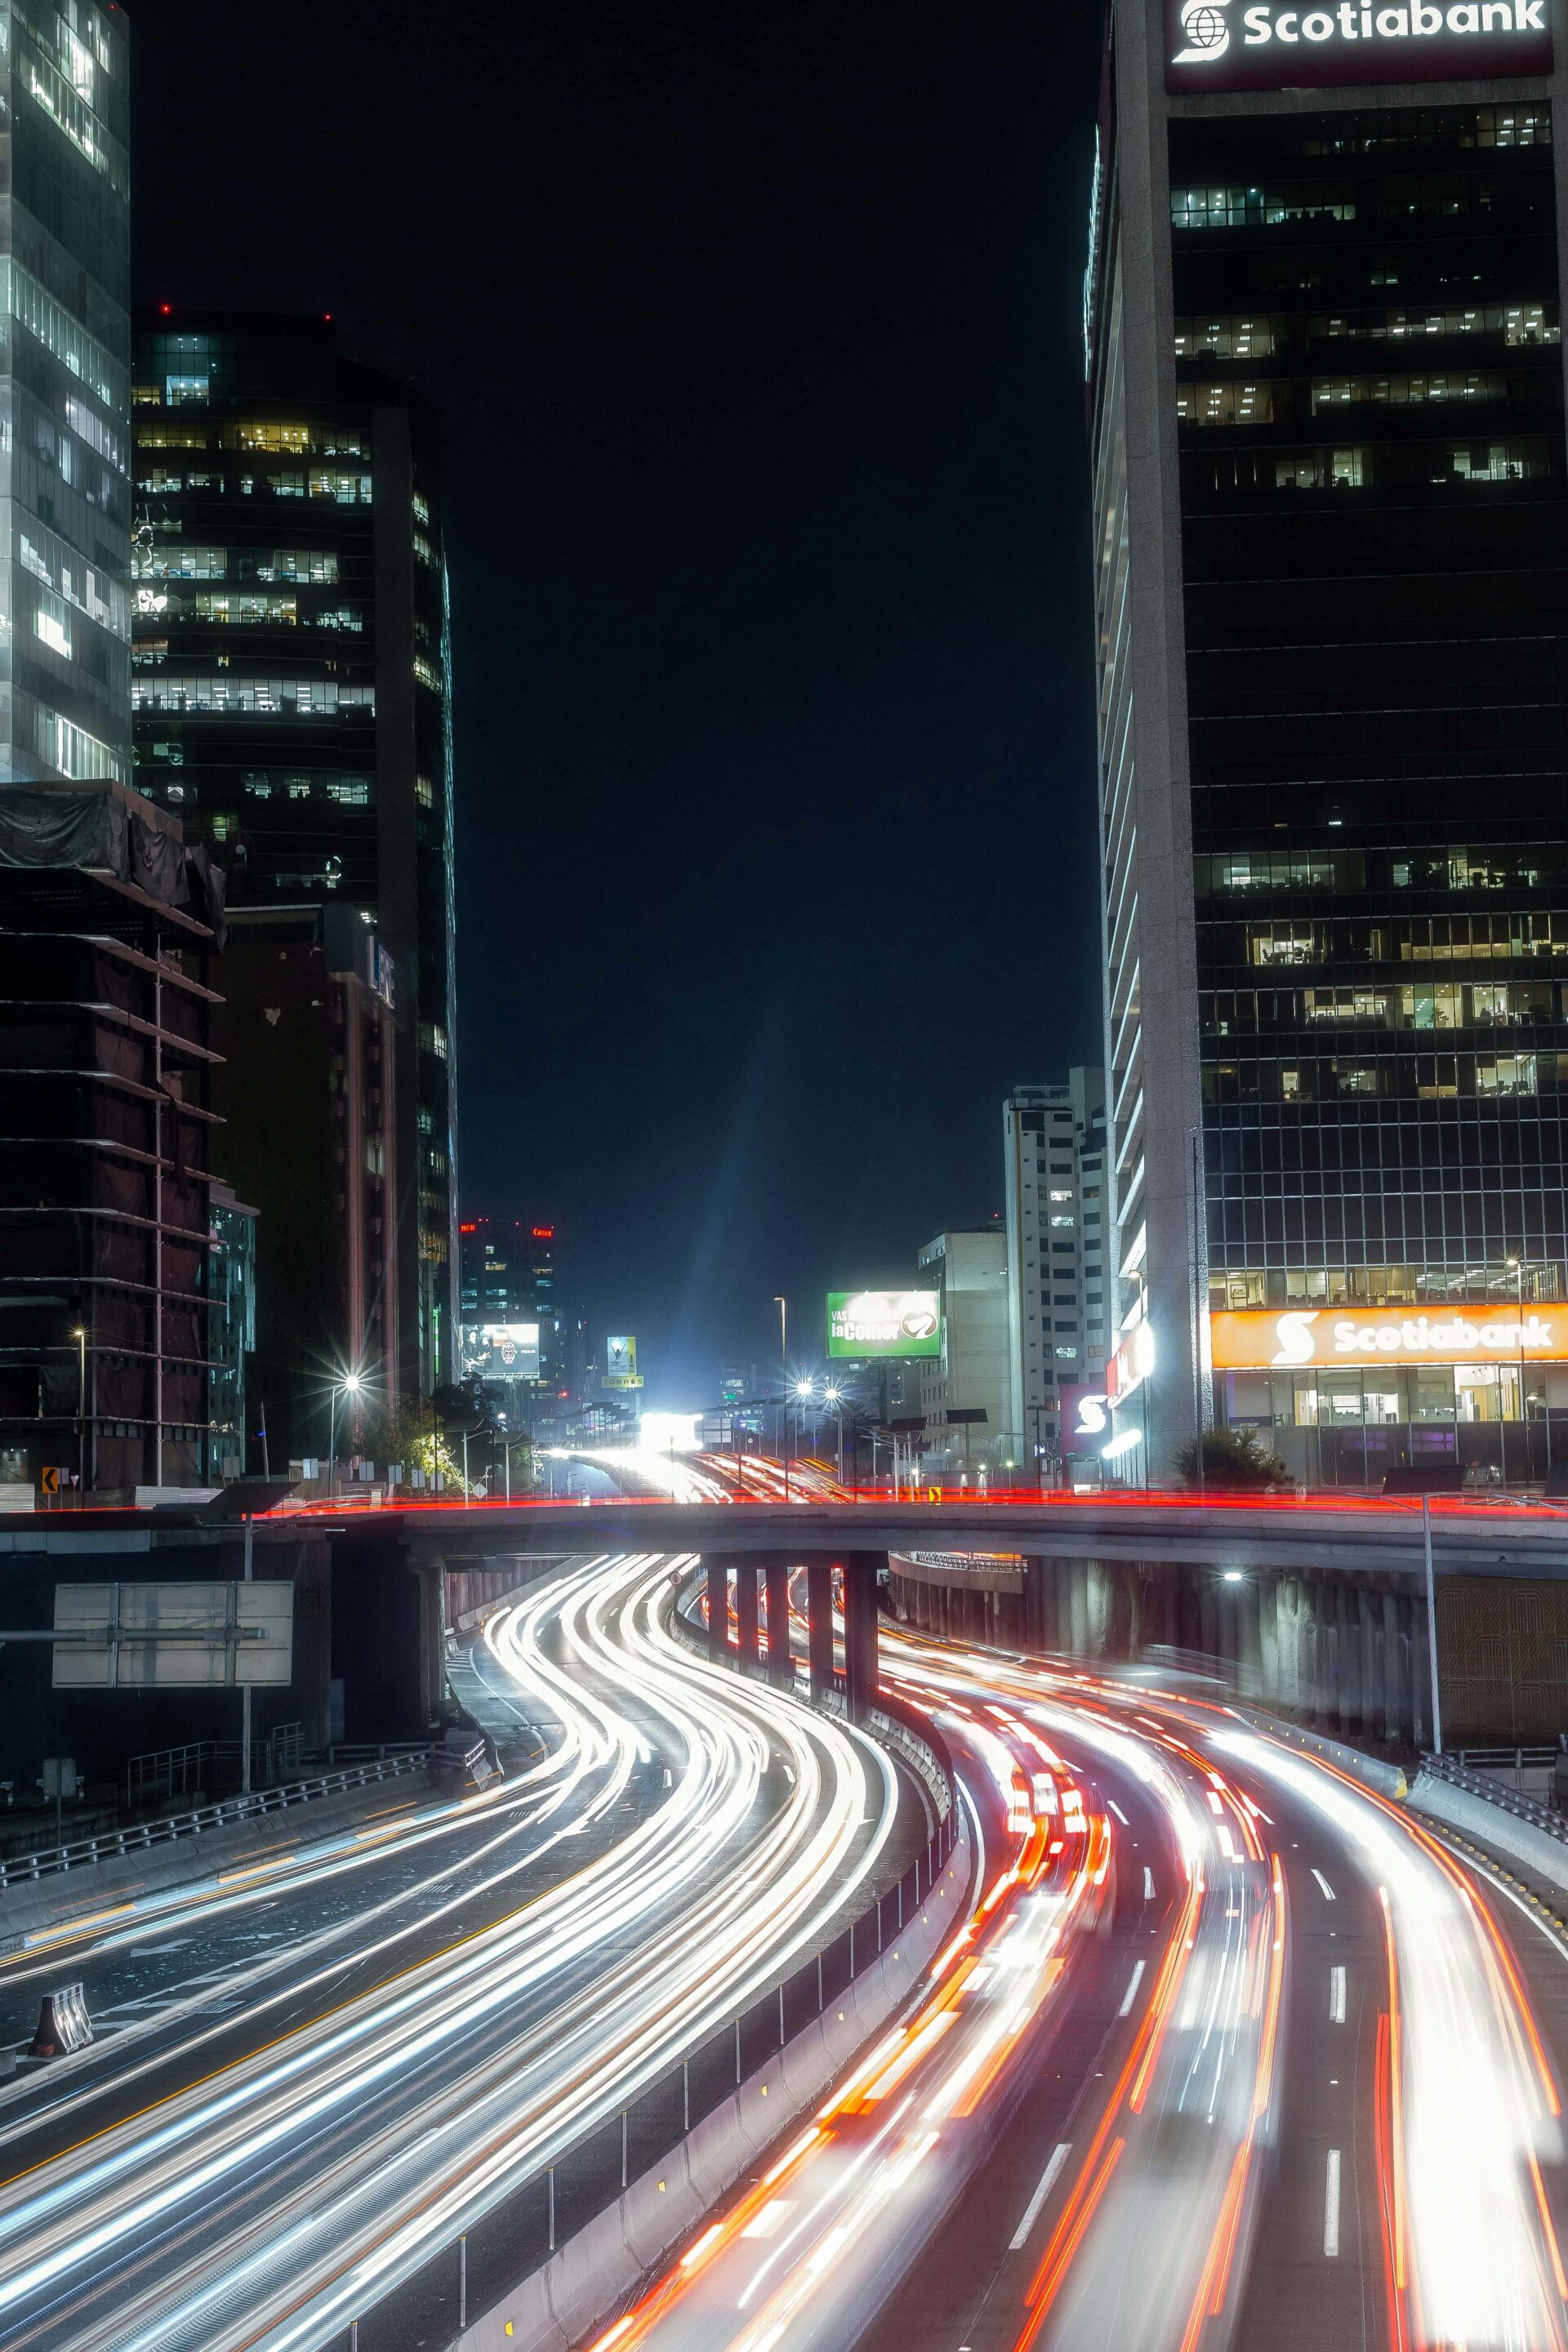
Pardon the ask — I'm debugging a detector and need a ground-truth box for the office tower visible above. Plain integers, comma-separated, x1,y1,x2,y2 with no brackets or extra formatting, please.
1003,1070,1111,1476
0,3,131,787
130,313,457,1410
210,906,400,1465
915,1226,1012,1484
0,782,226,1494
1089,1,1568,1485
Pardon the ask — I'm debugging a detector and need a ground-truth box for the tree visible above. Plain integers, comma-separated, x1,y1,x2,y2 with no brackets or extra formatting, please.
1174,1425,1290,1490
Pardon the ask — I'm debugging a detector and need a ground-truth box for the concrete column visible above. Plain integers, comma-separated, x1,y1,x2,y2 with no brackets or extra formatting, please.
1381,1586,1401,1743
1237,1576,1262,1698
1411,1588,1431,1748
806,1556,835,1703
1339,1583,1358,1735
735,1560,760,1664
844,1553,880,1721
1359,1586,1378,1739
1198,1576,1218,1671
1258,1576,1280,1704
705,1557,730,1660
765,1557,791,1681
1069,1561,1090,1657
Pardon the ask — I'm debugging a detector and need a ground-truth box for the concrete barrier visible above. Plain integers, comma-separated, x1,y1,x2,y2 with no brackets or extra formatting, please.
1408,1767,1568,1901
452,1823,973,2352
1227,1706,1409,1800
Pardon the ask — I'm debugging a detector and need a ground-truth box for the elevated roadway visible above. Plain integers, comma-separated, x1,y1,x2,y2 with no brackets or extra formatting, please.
340,1491,1568,1579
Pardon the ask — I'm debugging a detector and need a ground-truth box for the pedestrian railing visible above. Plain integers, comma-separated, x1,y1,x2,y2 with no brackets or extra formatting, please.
0,1749,435,1894
1419,1750,1568,1844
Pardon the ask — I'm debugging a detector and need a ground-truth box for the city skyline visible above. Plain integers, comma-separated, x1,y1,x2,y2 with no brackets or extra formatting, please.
127,0,1109,1396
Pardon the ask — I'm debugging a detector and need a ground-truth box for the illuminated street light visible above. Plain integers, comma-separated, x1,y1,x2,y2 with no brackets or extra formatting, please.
327,1369,365,1501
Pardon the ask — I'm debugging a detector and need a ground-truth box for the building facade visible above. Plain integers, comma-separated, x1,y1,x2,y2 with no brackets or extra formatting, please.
915,1225,1013,1484
129,313,457,1405
0,2,131,791
1089,0,1568,1484
457,1218,560,1423
210,904,401,1467
0,782,225,1494
1003,1070,1112,1476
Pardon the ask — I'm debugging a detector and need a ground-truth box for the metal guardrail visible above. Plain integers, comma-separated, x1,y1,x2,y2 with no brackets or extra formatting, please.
1454,1744,1559,1771
1419,1751,1568,1845
0,1749,434,1893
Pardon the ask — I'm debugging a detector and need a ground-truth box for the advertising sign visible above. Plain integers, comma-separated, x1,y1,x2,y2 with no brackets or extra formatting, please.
604,1334,644,1391
1060,1385,1111,1441
459,1321,540,1380
1210,1303,1568,1371
1107,1320,1156,1405
1165,0,1551,93
826,1291,942,1361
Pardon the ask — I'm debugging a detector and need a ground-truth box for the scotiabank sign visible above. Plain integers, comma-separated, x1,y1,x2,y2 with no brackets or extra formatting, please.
1166,0,1552,91
1210,1305,1568,1370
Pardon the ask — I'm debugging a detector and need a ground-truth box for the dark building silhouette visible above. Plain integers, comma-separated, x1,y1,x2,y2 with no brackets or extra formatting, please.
130,313,457,1425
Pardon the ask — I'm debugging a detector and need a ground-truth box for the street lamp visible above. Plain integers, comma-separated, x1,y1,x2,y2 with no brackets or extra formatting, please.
70,1326,87,1497
327,1370,363,1499
822,1383,844,1486
773,1295,789,1499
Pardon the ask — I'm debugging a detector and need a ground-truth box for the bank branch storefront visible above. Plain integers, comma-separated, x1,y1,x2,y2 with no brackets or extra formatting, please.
1210,1303,1568,1485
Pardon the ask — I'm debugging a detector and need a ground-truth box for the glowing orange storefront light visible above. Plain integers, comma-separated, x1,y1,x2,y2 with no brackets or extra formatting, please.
1210,1302,1568,1372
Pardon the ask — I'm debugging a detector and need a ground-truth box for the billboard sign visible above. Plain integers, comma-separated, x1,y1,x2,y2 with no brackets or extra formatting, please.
604,1334,644,1390
1165,0,1551,92
826,1291,942,1361
52,1581,294,1689
459,1321,540,1380
1210,1304,1568,1371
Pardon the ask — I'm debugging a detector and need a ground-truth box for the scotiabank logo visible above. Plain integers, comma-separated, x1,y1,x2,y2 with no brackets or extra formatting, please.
1209,1304,1568,1370
1167,0,1551,87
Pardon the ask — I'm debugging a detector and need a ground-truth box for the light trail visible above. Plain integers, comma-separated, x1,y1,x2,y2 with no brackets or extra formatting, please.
0,1552,898,2352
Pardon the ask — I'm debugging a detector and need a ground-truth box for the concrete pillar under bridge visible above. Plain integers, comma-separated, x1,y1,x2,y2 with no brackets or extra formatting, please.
705,1558,731,1661
734,1557,760,1663
764,1556,792,1682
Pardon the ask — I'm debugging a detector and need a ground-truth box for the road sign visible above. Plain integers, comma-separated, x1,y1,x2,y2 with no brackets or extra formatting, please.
51,1582,295,1690
39,1468,59,1495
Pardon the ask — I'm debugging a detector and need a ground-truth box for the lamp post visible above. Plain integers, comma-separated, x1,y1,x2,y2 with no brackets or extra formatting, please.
823,1384,844,1486
773,1295,789,1499
327,1370,363,1500
71,1325,87,1497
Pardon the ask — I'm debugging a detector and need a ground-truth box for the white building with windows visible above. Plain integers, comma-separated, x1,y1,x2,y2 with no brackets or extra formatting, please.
915,1225,1012,1486
1004,1071,1111,1477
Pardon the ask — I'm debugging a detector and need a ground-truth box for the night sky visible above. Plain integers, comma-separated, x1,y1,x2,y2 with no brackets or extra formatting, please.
132,0,1107,1402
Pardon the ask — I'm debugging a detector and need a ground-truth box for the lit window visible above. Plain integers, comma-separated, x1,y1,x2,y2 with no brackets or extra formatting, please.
165,374,208,405
33,596,71,658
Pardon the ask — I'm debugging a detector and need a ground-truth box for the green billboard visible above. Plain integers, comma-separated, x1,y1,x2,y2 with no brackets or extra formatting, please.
826,1290,942,1361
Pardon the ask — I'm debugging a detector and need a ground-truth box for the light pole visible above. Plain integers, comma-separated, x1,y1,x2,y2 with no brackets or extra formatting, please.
327,1370,363,1499
823,1384,844,1486
773,1295,789,1499
71,1325,87,1497
1507,1254,1539,1484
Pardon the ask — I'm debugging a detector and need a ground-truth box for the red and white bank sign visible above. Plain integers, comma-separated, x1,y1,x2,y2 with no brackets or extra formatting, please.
1166,0,1552,92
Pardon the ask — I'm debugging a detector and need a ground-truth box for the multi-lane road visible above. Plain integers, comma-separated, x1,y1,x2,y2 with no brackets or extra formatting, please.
0,1552,905,2352
3,1476,1568,2352
584,1583,1568,2352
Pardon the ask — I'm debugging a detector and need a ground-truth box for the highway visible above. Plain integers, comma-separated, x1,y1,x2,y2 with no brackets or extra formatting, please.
0,1550,905,2352
588,1597,1568,2352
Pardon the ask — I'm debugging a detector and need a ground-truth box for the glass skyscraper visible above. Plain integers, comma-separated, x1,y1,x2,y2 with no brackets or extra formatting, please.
0,2,131,785
1089,1,1568,1485
130,314,458,1404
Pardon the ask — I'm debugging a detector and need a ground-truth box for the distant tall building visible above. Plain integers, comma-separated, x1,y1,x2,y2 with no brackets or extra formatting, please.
1089,3,1568,1484
0,4,131,789
915,1226,1012,1483
458,1218,561,1418
1003,1071,1111,1474
129,314,457,1405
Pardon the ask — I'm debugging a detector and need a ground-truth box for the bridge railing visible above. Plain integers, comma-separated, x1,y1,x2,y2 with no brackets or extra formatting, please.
0,1749,435,1898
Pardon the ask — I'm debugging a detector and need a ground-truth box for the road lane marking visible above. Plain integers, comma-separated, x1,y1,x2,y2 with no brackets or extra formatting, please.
1010,2143,1071,2249
1312,1869,1336,1901
1107,1800,1130,1826
1119,1960,1147,2018
1143,1866,1156,1900
1330,1964,1346,2023
1324,2149,1341,2256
